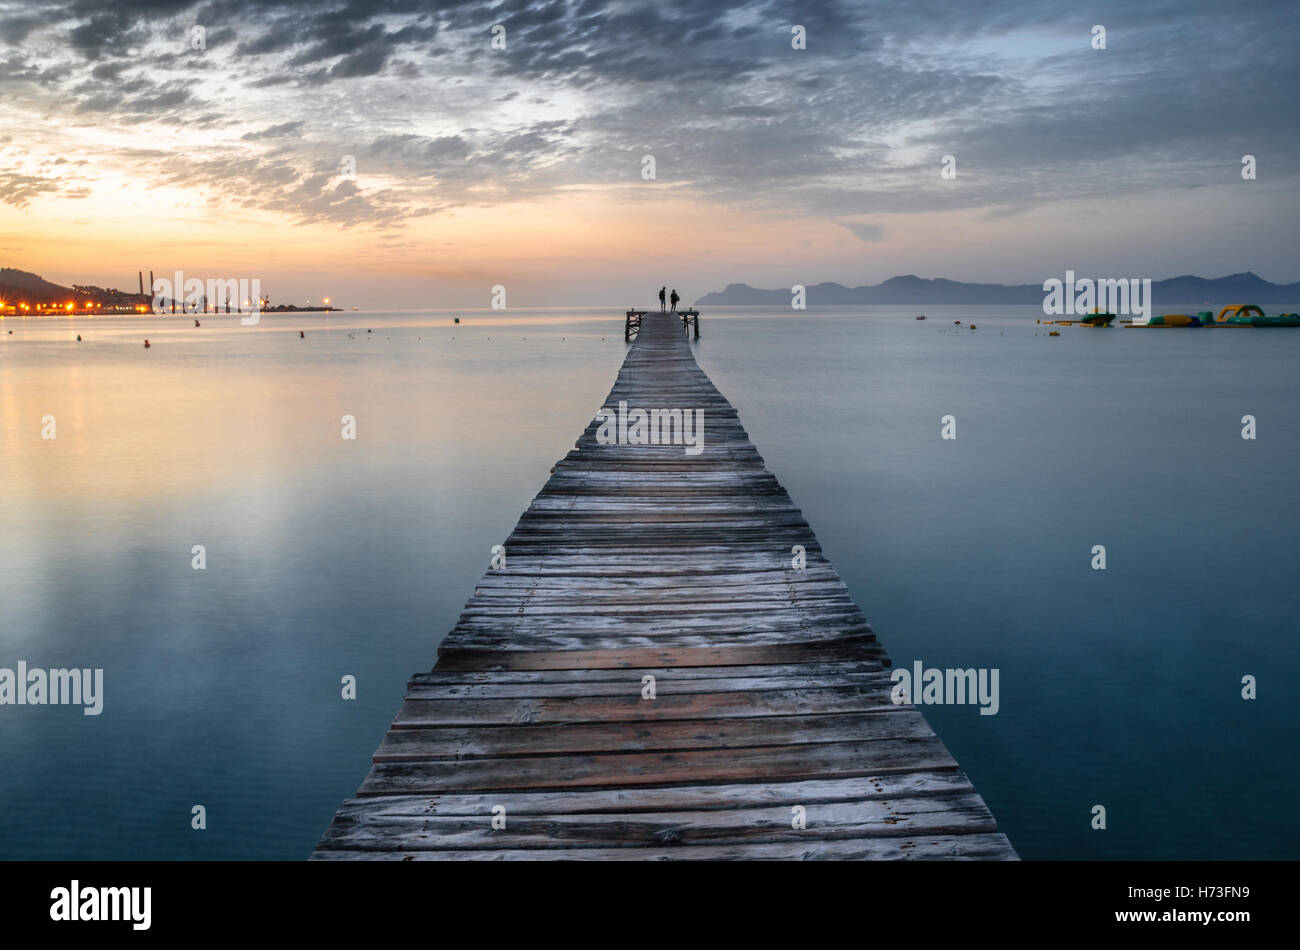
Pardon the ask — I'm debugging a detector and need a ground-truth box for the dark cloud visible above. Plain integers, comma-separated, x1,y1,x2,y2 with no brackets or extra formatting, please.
0,13,44,43
242,120,305,140
844,222,883,242
328,41,390,78
370,134,474,165
135,149,436,226
0,170,90,208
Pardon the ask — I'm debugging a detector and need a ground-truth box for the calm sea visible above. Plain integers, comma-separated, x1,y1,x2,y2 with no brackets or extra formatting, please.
1,305,1297,859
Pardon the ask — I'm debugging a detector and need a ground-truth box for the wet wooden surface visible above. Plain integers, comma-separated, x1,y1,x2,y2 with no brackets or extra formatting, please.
313,310,1016,860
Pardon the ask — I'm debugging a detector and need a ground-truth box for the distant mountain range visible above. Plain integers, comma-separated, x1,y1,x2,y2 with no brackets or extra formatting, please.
696,272,1300,306
0,267,154,313
0,267,87,304
0,268,338,312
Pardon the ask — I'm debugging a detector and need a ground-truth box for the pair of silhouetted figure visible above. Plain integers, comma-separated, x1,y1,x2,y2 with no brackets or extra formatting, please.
658,287,680,312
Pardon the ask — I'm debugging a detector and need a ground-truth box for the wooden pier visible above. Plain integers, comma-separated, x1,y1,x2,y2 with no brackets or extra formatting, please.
624,309,645,340
679,308,700,339
313,310,1016,860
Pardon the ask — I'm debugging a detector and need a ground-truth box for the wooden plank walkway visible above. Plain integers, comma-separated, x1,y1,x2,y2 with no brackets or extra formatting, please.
313,310,1016,860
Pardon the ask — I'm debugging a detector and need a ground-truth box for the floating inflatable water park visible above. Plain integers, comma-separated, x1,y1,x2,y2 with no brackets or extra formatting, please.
1129,304,1300,327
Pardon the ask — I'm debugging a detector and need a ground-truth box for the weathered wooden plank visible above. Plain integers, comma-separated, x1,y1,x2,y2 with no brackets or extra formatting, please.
461,600,863,616
358,736,957,795
466,588,854,606
376,709,929,760
434,641,884,671
310,833,1019,860
448,612,871,636
318,793,997,850
459,550,829,570
392,685,901,727
408,659,885,685
402,671,892,700
461,544,826,559
524,497,799,510
469,554,829,571
471,568,844,588
439,633,877,657
325,771,979,819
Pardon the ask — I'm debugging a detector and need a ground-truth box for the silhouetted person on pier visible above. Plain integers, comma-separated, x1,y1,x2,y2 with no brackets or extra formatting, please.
670,289,679,311
659,286,666,311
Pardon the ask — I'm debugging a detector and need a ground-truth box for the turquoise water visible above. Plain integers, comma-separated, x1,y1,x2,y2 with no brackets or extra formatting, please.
1,305,1297,859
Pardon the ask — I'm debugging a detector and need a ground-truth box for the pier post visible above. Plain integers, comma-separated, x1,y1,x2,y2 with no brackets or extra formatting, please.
678,309,700,339
624,309,644,341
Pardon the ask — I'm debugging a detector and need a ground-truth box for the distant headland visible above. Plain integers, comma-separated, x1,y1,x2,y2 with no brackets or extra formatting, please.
695,272,1300,306
0,268,341,314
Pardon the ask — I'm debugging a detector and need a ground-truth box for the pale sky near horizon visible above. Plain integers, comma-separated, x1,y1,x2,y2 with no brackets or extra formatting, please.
2,0,1298,308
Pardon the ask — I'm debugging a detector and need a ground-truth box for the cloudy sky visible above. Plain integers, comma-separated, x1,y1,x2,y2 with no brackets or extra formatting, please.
1,0,1297,307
